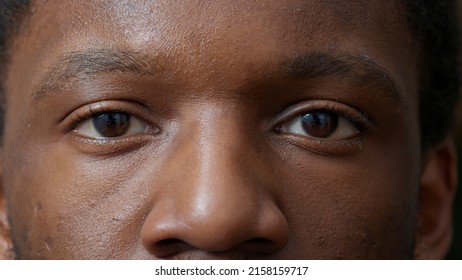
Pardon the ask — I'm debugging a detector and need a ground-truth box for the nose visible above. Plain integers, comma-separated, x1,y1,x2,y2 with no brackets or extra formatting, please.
140,110,289,258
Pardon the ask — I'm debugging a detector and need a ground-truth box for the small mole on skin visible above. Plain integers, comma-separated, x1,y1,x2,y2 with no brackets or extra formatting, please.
34,202,43,212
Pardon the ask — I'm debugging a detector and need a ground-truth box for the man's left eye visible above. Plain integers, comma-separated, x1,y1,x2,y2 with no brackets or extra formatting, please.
74,112,150,139
281,111,359,140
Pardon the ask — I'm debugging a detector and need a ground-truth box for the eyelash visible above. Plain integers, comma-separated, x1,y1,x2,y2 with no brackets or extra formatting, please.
66,101,145,129
277,100,369,127
63,99,370,156
274,100,372,154
63,100,160,145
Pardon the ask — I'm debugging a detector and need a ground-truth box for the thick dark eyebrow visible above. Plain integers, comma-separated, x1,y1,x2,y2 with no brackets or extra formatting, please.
32,49,404,107
32,48,162,101
279,52,404,106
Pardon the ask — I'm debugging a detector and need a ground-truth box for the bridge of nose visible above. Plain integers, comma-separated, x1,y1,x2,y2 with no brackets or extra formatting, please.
140,104,289,256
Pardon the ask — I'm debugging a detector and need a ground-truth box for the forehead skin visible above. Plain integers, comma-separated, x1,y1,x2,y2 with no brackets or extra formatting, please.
3,0,421,259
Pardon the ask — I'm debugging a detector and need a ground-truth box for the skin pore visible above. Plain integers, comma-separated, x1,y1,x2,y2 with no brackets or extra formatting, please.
0,0,457,259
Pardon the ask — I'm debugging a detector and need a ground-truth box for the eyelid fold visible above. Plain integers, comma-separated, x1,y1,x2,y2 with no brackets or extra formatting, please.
61,100,160,139
74,113,152,139
274,99,371,133
272,99,370,155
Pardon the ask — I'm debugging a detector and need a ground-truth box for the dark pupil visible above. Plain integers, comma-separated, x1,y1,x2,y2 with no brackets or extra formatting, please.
92,112,130,137
301,111,338,138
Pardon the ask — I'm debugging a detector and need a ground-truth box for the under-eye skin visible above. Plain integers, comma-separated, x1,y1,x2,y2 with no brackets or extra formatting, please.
276,100,370,155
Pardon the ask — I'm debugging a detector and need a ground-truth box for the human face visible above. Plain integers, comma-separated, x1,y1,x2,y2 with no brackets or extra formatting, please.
2,0,422,259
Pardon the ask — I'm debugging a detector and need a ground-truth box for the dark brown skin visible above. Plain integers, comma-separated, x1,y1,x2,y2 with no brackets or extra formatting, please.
0,0,458,259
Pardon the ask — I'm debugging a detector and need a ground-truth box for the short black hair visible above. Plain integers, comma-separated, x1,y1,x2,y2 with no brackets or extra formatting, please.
0,0,460,149
0,0,29,137
403,0,460,149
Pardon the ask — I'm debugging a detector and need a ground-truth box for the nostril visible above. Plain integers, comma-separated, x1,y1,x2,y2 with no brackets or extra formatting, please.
148,238,190,258
252,237,272,243
249,237,274,245
156,238,183,247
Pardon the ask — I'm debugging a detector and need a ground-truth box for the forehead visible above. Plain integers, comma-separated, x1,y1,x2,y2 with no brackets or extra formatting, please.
26,0,409,55
9,0,417,104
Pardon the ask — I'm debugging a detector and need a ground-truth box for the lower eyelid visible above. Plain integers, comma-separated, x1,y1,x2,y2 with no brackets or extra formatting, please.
68,116,161,155
283,133,364,156
68,133,158,156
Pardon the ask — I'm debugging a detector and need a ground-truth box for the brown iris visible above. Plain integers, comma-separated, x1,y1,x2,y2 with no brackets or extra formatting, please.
92,112,131,137
301,111,339,138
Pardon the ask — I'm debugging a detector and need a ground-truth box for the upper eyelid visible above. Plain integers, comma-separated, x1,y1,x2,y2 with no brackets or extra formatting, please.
61,100,157,133
273,100,373,130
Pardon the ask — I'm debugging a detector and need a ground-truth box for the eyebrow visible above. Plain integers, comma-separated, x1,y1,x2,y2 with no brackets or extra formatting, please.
32,49,162,101
279,52,404,106
32,48,404,107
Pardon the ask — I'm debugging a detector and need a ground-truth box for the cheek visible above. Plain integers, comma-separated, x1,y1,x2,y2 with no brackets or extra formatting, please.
4,143,160,259
277,147,420,259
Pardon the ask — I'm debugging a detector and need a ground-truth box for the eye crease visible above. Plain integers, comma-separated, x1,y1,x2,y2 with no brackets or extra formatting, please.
74,112,151,139
282,110,360,140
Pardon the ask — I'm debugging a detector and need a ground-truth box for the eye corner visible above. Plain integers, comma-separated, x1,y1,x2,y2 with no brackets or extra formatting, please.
273,124,286,134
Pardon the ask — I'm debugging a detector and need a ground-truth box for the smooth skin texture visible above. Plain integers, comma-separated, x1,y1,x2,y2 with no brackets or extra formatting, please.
0,0,458,259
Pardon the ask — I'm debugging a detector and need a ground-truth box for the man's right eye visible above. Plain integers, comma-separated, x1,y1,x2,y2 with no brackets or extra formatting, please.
74,112,152,139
